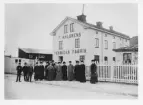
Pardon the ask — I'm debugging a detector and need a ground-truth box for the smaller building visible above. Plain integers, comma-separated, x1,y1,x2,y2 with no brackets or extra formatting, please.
18,48,53,61
113,44,138,64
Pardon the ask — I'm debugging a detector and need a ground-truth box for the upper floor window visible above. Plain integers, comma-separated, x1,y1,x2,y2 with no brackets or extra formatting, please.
113,57,116,61
64,25,68,33
95,38,99,48
104,40,108,49
70,23,74,32
105,34,107,37
113,42,116,49
75,38,80,48
59,41,63,50
104,56,108,61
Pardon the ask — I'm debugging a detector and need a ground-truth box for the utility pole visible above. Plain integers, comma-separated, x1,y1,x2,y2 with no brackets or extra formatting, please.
82,4,85,15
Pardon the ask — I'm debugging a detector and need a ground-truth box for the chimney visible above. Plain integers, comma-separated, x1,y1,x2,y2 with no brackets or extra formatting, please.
109,26,113,31
77,14,86,23
96,21,103,28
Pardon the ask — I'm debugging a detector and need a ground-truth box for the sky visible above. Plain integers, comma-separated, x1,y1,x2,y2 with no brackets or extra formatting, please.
5,3,138,57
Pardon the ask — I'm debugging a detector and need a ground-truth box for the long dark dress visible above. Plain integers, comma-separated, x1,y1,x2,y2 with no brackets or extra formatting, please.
90,63,98,84
62,65,67,80
79,64,86,82
34,66,39,80
67,64,74,81
39,65,44,80
47,65,54,81
74,65,80,81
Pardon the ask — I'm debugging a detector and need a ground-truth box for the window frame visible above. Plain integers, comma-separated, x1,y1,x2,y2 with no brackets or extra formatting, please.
64,25,68,34
104,40,108,49
70,23,74,32
79,55,85,61
75,38,80,48
95,38,99,48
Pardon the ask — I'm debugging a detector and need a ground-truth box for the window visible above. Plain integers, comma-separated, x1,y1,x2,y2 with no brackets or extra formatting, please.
59,41,63,50
113,57,116,61
75,38,80,48
104,40,108,49
15,59,18,63
105,34,107,37
123,53,132,64
64,25,68,33
70,23,74,32
104,56,108,61
95,38,99,48
94,55,100,63
96,31,98,34
80,55,85,61
113,42,116,49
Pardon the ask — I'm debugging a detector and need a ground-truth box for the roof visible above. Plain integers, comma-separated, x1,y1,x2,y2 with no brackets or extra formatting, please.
50,16,130,39
113,44,138,52
19,48,53,54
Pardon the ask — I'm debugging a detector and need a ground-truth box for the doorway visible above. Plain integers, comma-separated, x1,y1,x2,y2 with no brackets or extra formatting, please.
59,56,63,62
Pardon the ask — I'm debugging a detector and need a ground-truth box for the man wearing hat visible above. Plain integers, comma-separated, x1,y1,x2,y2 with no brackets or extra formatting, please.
22,62,29,81
74,60,80,81
39,61,44,80
34,62,39,81
16,63,23,82
79,61,86,83
62,61,67,80
90,60,98,84
67,61,74,81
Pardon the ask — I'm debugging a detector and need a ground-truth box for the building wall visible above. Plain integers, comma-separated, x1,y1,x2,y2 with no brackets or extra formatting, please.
53,19,130,65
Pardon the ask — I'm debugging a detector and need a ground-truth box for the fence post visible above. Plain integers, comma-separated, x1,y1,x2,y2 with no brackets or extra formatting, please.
110,64,114,82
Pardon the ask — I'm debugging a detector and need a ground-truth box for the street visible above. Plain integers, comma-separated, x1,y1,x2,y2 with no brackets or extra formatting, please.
5,74,137,99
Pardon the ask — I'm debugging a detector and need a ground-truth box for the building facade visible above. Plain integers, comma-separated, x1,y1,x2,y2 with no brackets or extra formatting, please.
50,14,130,65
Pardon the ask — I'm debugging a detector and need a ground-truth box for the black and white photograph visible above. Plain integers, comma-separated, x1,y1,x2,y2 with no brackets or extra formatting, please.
4,2,138,100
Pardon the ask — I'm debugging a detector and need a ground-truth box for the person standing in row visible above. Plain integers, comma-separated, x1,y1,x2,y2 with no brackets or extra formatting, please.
23,62,29,81
39,61,44,80
62,62,67,81
74,61,80,81
45,62,49,80
28,64,33,82
90,60,98,84
47,62,54,81
34,62,39,81
55,62,62,81
67,61,74,81
53,62,58,80
79,61,86,83
16,63,22,82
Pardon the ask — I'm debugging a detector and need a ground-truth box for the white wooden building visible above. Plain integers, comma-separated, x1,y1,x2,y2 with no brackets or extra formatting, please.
50,14,130,66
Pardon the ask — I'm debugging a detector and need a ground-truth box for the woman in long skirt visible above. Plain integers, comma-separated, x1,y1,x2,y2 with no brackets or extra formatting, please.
47,62,54,81
67,61,74,81
90,60,98,84
55,62,63,80
62,62,67,80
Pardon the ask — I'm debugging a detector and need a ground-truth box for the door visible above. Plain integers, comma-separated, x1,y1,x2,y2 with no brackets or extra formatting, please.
59,56,63,62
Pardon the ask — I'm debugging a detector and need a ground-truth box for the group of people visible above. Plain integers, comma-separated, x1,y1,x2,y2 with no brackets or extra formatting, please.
16,59,98,84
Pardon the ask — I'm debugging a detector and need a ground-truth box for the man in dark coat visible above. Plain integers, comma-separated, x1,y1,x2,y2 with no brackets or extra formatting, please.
16,63,23,82
22,62,29,81
28,64,33,82
74,61,80,81
79,61,86,83
90,60,98,84
45,62,49,80
39,61,44,80
34,62,39,81
62,62,67,80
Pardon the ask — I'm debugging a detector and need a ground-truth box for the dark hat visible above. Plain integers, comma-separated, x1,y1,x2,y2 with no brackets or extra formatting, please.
36,62,38,64
24,62,27,64
76,60,79,63
91,59,95,62
58,62,61,64
80,60,84,63
69,61,72,63
19,63,21,65
63,62,66,64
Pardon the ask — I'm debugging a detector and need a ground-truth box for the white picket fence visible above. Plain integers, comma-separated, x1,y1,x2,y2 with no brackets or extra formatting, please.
85,64,138,84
